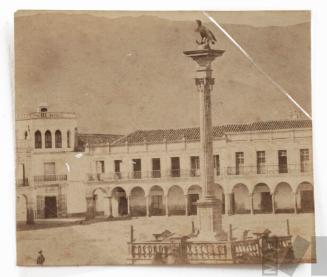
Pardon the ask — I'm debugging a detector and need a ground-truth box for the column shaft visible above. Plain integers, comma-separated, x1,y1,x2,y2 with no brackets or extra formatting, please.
165,195,169,216
185,195,189,216
250,194,254,214
146,195,150,217
197,77,215,199
108,196,113,218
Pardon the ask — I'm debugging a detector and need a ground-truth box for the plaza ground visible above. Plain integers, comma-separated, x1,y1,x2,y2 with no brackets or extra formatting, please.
16,214,315,265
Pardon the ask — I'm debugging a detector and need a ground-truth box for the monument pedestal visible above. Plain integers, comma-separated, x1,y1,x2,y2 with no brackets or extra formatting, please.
194,197,227,241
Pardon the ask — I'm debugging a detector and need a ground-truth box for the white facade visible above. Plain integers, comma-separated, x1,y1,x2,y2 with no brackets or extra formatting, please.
16,106,314,222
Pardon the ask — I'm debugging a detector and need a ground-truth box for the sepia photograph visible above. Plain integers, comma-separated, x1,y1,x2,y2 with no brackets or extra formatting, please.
15,10,315,266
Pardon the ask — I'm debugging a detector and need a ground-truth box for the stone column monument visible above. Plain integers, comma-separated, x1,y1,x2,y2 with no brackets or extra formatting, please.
184,22,226,240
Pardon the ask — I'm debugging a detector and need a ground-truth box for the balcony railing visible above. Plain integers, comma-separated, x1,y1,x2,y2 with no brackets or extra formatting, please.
34,174,67,182
17,112,76,120
16,178,29,187
87,163,312,182
226,164,312,176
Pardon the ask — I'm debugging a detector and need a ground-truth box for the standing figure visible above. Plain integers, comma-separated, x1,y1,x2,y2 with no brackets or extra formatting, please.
36,250,45,265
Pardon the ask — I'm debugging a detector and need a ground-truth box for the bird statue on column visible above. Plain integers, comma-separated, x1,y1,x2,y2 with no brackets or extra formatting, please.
195,19,217,49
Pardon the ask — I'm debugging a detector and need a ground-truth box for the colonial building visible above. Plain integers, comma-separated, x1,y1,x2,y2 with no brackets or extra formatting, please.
16,105,314,223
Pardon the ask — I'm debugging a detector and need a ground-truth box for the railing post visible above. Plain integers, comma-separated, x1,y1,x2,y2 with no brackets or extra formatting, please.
286,219,290,236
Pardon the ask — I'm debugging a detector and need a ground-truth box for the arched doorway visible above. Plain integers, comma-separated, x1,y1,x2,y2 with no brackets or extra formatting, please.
274,182,294,213
167,185,185,216
296,182,314,213
253,183,272,214
187,185,202,215
130,187,146,216
232,183,250,214
112,187,128,216
213,184,225,214
93,188,108,217
16,194,28,222
149,186,165,216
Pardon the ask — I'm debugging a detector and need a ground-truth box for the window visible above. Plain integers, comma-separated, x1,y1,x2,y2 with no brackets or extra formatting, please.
256,151,266,174
44,162,56,181
214,155,220,176
278,150,288,173
152,158,161,178
67,130,71,148
114,160,122,179
190,156,200,177
171,157,180,177
35,130,42,149
55,130,62,148
45,130,52,148
132,159,142,179
235,152,244,175
96,161,105,174
300,149,310,172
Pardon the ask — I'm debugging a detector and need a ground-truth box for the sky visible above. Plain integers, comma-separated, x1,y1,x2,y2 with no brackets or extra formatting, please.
15,11,311,134
16,10,310,27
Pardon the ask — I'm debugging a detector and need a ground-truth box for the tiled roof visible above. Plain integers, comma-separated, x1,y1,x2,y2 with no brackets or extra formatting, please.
76,133,123,151
112,120,312,145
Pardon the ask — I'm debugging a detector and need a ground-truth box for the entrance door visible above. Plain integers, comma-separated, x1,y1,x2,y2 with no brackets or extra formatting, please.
44,196,57,218
188,194,199,215
151,195,163,215
301,190,314,212
118,197,128,216
261,192,272,212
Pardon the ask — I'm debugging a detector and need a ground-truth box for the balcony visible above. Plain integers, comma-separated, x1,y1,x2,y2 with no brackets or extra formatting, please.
87,163,312,183
17,112,76,120
34,174,67,183
226,164,312,177
16,178,29,187
87,169,199,182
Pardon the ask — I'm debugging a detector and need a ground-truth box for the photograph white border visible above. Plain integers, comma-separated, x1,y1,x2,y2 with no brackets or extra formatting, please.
0,1,326,276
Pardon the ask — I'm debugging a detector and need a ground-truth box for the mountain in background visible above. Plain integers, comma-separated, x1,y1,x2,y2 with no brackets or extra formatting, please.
15,13,311,134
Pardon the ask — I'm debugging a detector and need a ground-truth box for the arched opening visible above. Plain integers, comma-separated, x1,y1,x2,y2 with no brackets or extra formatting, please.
253,183,272,214
93,188,108,217
16,195,28,222
187,185,202,215
213,184,225,214
167,185,185,216
112,187,128,216
232,183,250,214
130,187,146,216
55,130,62,148
274,182,294,213
296,182,314,213
149,185,165,216
67,130,71,148
45,130,52,148
35,130,42,149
